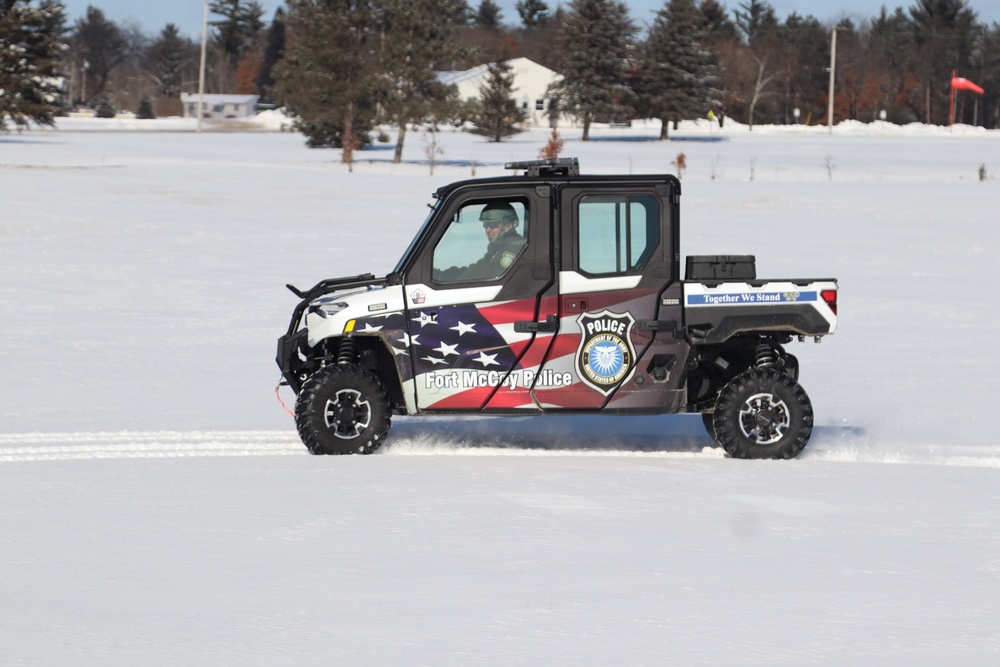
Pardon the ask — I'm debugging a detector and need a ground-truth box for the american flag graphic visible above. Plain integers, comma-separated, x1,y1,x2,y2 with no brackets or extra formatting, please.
349,288,673,412
405,299,541,409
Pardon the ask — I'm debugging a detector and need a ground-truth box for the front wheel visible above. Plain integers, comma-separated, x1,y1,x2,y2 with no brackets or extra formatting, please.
294,364,391,455
712,368,813,460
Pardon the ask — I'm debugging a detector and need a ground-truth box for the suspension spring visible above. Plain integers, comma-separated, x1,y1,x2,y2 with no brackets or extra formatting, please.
755,342,776,368
337,337,359,365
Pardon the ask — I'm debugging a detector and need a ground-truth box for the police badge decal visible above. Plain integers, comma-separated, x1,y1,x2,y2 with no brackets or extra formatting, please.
576,310,637,396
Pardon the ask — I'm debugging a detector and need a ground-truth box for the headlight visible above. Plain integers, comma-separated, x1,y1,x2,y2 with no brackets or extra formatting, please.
308,300,348,319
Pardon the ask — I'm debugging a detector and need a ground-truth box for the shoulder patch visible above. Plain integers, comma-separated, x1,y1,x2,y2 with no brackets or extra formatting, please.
500,251,516,269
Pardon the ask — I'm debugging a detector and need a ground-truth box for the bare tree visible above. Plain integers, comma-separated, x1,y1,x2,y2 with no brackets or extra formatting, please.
747,54,780,130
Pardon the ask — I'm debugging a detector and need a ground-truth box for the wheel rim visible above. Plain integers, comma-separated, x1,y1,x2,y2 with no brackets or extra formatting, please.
737,392,790,445
323,388,372,439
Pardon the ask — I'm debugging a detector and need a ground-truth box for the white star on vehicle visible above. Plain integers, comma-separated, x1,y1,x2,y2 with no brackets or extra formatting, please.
422,356,446,365
451,321,476,335
360,322,383,332
398,332,420,346
434,342,459,357
474,351,499,367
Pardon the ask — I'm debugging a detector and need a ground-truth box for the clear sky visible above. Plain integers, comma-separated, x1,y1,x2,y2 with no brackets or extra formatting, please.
59,0,1000,38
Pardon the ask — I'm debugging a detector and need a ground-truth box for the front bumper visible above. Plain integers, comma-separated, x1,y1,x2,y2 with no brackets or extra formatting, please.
276,329,310,393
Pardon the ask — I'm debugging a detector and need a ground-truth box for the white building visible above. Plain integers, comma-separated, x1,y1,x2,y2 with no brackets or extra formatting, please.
438,57,561,128
180,94,259,120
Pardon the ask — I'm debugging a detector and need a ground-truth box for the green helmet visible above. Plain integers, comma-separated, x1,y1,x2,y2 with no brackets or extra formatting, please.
480,201,519,227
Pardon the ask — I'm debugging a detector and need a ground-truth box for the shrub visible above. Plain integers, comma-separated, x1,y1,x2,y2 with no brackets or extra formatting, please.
95,95,116,119
671,152,687,180
538,128,564,159
136,96,155,120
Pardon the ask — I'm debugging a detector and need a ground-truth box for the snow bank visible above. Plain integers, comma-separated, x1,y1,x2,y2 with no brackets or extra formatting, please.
35,111,998,137
41,108,296,132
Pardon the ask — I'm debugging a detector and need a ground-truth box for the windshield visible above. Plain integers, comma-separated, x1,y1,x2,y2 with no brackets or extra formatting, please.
393,199,441,275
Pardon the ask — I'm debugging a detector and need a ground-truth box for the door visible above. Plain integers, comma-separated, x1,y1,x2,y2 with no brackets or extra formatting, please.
402,186,558,411
531,183,687,410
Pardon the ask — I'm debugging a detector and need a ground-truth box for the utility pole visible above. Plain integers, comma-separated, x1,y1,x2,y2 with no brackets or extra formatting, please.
197,0,209,133
828,26,837,136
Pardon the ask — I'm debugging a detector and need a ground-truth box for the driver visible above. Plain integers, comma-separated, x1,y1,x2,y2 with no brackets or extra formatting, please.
436,201,526,281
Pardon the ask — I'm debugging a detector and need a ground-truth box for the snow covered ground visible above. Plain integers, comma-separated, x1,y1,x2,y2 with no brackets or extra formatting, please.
2,118,999,664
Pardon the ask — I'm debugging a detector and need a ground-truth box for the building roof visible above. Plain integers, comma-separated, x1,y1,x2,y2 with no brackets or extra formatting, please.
180,94,259,104
436,64,489,86
435,58,559,87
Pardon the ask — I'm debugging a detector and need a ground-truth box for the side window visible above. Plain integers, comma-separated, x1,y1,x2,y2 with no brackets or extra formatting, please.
432,198,529,283
577,195,659,275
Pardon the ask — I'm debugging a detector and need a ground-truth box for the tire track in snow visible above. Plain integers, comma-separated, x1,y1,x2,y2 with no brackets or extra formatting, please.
3,432,999,468
808,446,1000,469
0,431,305,462
0,430,723,462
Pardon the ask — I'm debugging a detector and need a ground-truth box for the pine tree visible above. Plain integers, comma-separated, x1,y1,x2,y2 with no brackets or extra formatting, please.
377,0,469,163
734,0,778,50
146,24,196,99
470,56,527,141
95,93,116,118
696,0,739,125
256,8,285,103
474,0,503,29
271,0,380,158
698,0,737,40
547,0,636,140
210,0,265,70
0,0,66,132
136,95,155,119
516,0,550,28
72,6,126,102
641,0,719,139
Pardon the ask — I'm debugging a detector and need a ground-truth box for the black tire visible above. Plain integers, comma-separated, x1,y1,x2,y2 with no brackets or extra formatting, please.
294,364,391,455
712,368,813,460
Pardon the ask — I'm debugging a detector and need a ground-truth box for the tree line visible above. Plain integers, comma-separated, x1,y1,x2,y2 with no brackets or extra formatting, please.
1,0,998,145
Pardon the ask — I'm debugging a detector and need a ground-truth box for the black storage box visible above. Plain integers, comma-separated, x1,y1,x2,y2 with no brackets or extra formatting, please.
685,255,756,280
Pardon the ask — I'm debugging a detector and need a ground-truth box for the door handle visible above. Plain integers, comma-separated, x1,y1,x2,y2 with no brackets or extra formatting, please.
636,319,678,332
514,314,559,333
411,310,438,328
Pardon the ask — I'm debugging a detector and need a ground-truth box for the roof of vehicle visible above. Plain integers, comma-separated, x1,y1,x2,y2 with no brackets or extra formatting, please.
433,158,681,199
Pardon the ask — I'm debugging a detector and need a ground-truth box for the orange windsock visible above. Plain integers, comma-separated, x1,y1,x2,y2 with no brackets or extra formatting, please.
951,77,985,95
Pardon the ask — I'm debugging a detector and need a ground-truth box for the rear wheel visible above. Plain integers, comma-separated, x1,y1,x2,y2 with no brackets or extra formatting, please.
295,364,391,455
712,368,813,459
